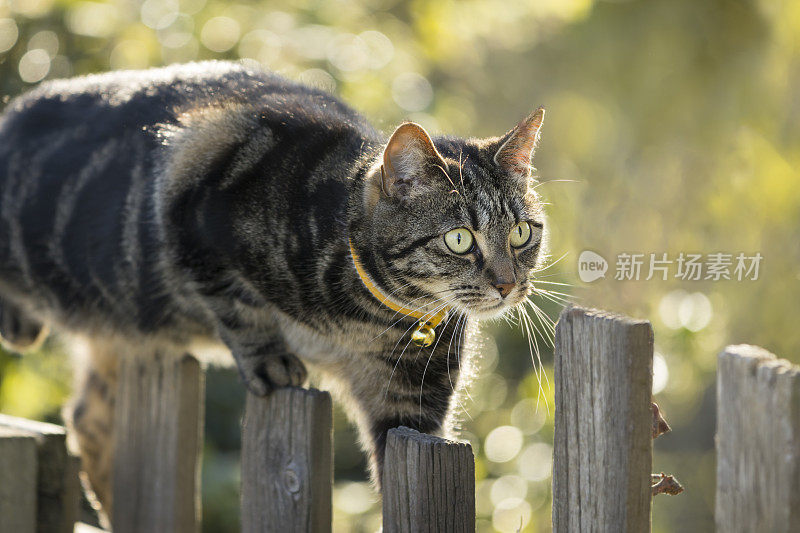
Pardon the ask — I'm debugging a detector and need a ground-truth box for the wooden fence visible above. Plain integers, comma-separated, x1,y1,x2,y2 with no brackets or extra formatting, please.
1,304,798,532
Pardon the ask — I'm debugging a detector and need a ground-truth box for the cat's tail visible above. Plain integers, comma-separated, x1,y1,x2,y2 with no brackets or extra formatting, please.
0,296,49,353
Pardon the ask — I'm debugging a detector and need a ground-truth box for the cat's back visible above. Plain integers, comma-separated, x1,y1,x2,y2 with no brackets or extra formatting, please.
0,62,285,279
0,60,375,202
0,61,368,334
0,61,304,145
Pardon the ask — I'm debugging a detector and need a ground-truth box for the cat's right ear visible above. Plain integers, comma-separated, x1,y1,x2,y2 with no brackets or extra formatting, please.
493,107,545,183
380,122,447,203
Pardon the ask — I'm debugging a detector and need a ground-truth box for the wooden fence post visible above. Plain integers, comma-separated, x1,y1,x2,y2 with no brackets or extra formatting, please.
715,345,800,532
553,306,654,532
0,426,37,533
382,426,475,533
241,387,333,533
112,352,204,533
0,414,80,533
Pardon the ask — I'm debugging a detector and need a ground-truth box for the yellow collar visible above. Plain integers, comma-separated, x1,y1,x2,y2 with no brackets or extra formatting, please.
349,239,447,346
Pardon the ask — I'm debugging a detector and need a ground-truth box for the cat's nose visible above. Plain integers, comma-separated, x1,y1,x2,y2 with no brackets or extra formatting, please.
489,261,517,298
493,281,516,298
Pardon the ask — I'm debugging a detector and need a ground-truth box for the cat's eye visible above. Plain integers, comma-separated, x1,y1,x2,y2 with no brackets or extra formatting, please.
509,221,532,248
444,228,474,254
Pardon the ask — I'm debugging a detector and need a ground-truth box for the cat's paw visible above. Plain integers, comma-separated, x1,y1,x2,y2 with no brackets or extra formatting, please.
240,353,308,396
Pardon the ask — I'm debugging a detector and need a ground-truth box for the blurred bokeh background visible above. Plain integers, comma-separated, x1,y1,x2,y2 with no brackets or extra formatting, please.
1,0,798,531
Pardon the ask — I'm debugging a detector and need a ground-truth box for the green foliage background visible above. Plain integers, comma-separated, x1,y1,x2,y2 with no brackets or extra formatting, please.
1,0,798,531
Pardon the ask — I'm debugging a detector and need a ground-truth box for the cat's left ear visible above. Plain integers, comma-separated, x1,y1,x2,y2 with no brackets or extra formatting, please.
493,107,545,182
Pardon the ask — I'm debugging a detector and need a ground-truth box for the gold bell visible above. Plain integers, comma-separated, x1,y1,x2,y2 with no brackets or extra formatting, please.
411,322,436,347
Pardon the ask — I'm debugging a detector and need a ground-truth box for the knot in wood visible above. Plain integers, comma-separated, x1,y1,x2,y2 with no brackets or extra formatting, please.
282,467,300,493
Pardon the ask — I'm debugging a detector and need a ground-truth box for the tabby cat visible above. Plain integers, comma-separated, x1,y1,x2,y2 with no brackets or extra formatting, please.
0,61,547,517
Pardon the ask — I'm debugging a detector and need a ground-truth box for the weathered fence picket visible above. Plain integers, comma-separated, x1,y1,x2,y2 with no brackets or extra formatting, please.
9,305,800,531
112,352,204,533
715,345,800,532
552,306,654,532
0,414,80,533
0,426,37,532
241,387,333,533
382,426,475,533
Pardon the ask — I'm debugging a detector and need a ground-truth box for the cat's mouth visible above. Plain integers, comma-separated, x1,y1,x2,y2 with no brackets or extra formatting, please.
468,301,506,318
460,291,527,320
426,283,531,320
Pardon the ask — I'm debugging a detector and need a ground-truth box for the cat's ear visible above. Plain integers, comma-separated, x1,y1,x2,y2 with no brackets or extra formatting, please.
381,122,447,202
493,107,545,182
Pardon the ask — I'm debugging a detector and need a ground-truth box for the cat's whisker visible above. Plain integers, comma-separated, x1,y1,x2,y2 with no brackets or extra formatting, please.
530,279,574,287
529,289,574,304
455,308,474,404
531,178,581,191
530,287,574,307
371,289,454,341
529,271,567,280
384,307,456,407
517,308,546,412
536,291,573,306
383,297,458,399
530,285,573,297
528,302,555,403
434,162,458,193
502,313,518,327
534,293,572,309
457,150,467,196
518,304,551,413
533,251,570,274
525,298,557,332
445,312,472,421
521,299,555,360
381,294,453,352
518,306,546,395
522,302,556,415
418,306,463,422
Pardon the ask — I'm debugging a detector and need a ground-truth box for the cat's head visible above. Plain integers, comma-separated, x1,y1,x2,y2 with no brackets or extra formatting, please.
360,108,547,320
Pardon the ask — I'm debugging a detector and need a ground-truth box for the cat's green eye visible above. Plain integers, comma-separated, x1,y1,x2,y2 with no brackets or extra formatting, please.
510,221,532,248
444,228,474,254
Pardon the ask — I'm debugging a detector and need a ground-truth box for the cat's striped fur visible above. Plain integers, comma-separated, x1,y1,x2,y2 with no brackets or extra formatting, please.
0,61,546,517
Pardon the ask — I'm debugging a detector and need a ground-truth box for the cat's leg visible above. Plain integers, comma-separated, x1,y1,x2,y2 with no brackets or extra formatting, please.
340,341,464,488
64,338,118,524
218,320,308,396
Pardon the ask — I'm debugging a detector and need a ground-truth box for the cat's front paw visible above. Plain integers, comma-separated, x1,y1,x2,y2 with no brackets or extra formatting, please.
239,353,308,396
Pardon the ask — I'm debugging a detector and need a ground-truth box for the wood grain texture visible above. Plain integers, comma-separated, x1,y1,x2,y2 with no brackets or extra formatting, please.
715,345,800,533
0,426,37,533
382,426,475,533
241,387,333,533
112,352,204,533
0,414,80,533
552,306,654,533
